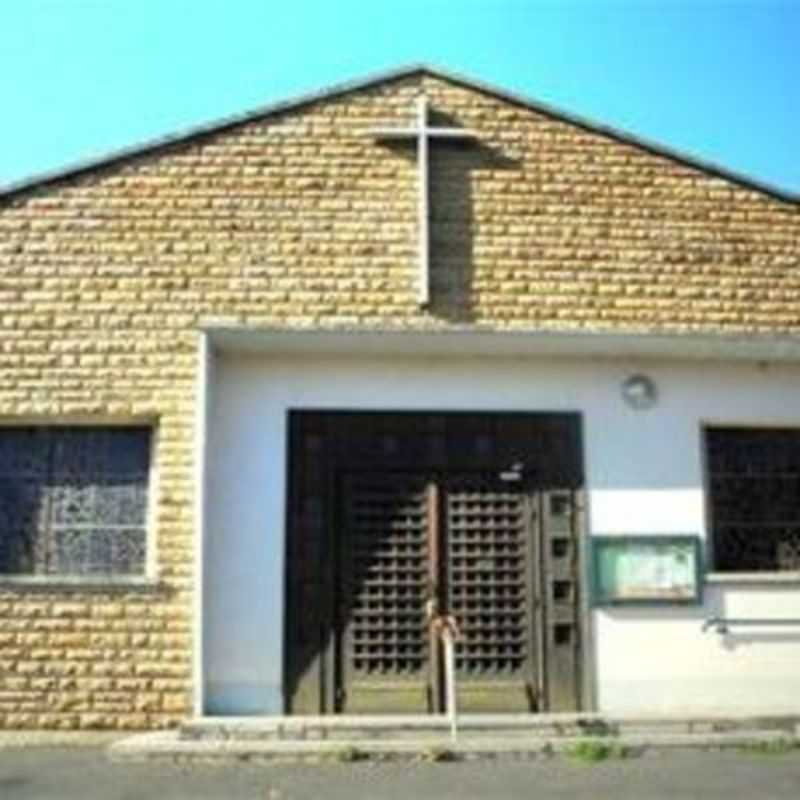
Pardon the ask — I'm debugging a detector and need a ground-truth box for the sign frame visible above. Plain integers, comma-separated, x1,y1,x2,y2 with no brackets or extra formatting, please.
590,535,703,607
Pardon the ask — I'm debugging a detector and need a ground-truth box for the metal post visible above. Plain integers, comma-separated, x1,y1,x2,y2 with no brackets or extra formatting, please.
442,627,458,742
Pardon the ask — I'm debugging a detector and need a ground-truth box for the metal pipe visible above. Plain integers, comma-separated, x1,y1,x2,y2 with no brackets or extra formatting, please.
702,617,800,634
442,629,458,743
427,608,460,741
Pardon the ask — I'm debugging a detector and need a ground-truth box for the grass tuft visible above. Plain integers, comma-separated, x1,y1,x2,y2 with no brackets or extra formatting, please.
419,746,458,763
333,745,367,763
738,738,798,756
566,739,628,763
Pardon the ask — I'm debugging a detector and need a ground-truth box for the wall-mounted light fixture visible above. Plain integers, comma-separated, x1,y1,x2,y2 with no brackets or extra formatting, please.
621,373,657,410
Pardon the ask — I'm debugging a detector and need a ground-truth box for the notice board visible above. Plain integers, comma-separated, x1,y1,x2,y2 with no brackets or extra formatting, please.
591,535,702,605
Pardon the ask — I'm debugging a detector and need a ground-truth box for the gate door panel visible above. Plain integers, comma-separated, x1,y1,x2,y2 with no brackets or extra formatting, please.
445,475,538,712
539,490,583,711
338,473,432,713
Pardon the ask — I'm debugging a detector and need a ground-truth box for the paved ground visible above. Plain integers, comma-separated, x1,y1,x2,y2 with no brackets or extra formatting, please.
1,747,800,799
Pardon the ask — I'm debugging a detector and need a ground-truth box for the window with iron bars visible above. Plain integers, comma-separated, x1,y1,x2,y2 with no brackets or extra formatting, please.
0,426,151,576
706,427,800,572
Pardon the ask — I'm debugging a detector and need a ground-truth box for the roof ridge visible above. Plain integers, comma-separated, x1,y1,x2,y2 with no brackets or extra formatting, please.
1,62,797,204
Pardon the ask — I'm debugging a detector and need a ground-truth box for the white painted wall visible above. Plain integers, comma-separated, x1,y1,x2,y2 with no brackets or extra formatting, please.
192,332,212,716
204,352,800,715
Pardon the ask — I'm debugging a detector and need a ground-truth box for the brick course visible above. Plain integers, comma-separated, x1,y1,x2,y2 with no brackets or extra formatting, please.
0,70,797,729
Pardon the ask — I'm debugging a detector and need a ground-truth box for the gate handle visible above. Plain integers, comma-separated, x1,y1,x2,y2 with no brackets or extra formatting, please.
429,612,461,643
425,585,460,642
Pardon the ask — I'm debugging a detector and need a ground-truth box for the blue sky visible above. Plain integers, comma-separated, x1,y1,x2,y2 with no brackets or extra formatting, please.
1,0,798,193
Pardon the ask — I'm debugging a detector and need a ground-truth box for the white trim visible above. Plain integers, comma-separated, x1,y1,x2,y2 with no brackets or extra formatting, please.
205,327,800,364
144,423,160,581
705,572,800,585
193,332,212,717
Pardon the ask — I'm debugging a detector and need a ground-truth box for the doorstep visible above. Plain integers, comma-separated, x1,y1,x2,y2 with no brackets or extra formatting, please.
109,713,800,763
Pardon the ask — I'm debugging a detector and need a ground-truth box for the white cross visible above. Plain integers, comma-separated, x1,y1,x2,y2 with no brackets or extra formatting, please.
371,97,477,307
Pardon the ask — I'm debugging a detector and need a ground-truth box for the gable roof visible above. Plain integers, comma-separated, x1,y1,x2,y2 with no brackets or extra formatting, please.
1,63,798,205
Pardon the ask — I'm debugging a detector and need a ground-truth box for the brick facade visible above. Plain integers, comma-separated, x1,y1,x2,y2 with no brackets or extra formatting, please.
0,69,797,729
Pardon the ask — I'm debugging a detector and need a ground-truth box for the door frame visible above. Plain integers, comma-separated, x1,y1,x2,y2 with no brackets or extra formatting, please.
334,467,546,714
282,409,596,715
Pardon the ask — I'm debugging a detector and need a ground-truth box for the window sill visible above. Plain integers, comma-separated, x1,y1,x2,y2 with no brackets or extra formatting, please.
705,571,800,586
0,575,163,593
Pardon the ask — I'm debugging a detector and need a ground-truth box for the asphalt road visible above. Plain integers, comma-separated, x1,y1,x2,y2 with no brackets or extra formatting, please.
1,747,800,800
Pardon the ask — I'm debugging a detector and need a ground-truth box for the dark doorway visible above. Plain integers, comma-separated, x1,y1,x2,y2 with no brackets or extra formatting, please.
284,412,585,715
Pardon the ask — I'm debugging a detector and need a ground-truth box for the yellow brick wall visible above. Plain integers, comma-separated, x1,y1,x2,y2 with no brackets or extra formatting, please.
0,72,797,729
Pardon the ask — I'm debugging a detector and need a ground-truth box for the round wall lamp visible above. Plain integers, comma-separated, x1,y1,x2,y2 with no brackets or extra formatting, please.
621,373,657,410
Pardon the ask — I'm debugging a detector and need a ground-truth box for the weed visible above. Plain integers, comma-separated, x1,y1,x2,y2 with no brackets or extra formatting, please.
333,745,366,763
738,738,798,756
420,746,457,763
566,739,628,763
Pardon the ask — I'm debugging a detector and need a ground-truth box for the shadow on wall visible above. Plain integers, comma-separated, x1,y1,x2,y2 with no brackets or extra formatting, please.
597,602,713,627
715,588,800,651
599,586,800,654
376,109,521,324
0,483,41,573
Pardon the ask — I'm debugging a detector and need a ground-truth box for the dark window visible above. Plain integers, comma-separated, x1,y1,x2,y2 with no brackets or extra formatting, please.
0,427,150,576
706,427,800,572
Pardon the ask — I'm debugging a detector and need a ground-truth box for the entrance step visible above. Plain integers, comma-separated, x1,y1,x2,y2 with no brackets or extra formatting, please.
179,713,800,742
110,714,800,763
181,713,606,741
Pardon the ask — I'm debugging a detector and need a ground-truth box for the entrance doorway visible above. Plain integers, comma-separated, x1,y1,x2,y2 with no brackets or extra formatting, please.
284,412,585,714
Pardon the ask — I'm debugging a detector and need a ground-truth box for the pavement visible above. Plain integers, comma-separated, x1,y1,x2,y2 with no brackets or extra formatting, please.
1,747,800,799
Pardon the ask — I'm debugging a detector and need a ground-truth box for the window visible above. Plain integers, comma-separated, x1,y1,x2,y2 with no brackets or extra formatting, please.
706,427,800,572
0,427,151,576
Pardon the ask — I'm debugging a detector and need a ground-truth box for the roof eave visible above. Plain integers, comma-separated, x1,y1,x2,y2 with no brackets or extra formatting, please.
1,62,798,205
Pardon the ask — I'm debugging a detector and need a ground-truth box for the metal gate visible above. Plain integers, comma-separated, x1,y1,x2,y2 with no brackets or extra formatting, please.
285,412,584,714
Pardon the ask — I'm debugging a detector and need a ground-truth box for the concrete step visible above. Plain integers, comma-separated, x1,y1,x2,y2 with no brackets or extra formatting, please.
182,713,600,741
110,728,800,764
108,713,800,764
179,713,800,742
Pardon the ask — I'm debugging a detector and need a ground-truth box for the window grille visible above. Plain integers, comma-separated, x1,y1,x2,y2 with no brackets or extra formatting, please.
0,427,150,575
706,427,800,572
